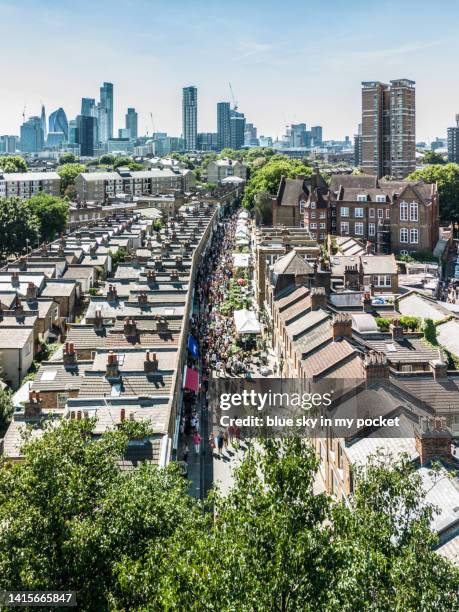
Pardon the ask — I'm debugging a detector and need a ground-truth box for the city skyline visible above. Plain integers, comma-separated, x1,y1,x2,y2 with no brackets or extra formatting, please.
1,0,459,141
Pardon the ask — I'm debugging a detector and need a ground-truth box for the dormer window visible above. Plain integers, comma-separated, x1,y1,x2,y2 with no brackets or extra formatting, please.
310,202,316,209
376,195,386,203
357,194,367,202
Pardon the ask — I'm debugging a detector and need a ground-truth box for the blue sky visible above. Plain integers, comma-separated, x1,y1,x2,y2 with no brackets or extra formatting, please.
0,0,457,141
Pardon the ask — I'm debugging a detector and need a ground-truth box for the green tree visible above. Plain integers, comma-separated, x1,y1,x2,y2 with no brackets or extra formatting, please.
109,247,128,272
58,152,77,165
26,193,69,242
219,147,244,160
407,163,459,222
113,440,459,610
423,150,446,165
0,388,13,436
99,154,115,165
243,157,313,209
254,189,273,225
0,155,28,173
57,163,86,194
0,196,39,257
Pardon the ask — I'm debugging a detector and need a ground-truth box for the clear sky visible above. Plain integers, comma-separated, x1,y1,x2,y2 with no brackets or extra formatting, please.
0,0,457,141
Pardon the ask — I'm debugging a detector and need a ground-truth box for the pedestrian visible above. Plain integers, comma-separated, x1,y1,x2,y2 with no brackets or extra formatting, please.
217,430,224,456
228,424,235,443
208,434,216,454
223,430,229,450
183,443,189,463
193,431,202,455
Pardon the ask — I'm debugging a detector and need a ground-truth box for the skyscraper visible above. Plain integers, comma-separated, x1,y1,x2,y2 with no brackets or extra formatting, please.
361,79,415,179
182,86,197,150
81,98,96,117
311,126,323,145
76,115,97,156
447,115,459,163
48,108,69,141
230,109,246,150
354,123,362,167
100,82,114,139
20,116,44,152
40,105,47,141
217,102,231,151
125,107,138,140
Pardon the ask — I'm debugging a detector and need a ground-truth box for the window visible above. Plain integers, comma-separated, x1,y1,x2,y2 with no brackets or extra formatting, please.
369,208,375,218
409,201,418,222
400,228,409,243
310,202,316,209
369,223,375,236
319,222,326,229
320,233,325,240
354,208,364,218
377,208,383,219
341,207,349,217
311,211,316,219
410,228,419,244
355,222,364,235
299,201,305,214
376,195,386,203
357,194,367,202
400,249,409,256
341,221,349,235
310,222,317,229
372,275,391,287
400,201,408,221
385,208,390,219
320,211,326,219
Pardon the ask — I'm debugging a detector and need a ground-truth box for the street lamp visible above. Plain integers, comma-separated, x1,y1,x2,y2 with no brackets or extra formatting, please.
279,351,284,395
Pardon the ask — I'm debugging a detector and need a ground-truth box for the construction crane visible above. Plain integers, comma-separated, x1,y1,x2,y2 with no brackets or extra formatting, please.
228,82,238,111
150,112,156,137
22,104,26,123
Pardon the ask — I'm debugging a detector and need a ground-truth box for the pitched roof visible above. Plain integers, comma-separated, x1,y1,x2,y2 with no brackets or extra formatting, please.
272,250,314,276
276,177,308,206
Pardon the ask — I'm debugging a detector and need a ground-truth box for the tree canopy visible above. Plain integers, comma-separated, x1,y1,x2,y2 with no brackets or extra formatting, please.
0,196,39,257
407,163,459,222
243,156,313,209
0,388,13,436
422,150,446,165
0,423,457,611
58,152,77,165
26,193,69,242
57,163,86,194
0,155,27,173
99,154,115,166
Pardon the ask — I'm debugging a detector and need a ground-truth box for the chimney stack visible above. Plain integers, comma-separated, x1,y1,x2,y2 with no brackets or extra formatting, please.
93,309,104,331
144,350,159,373
26,282,37,301
429,358,448,380
107,284,118,302
63,342,77,367
363,351,389,380
331,313,353,340
147,269,156,284
362,292,372,313
138,291,148,305
106,351,120,379
156,316,169,332
415,417,452,465
24,390,42,418
11,271,19,287
310,287,327,310
120,407,126,422
389,319,403,341
123,317,137,338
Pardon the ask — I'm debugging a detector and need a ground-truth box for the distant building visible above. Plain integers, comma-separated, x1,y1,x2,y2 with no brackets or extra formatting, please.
354,124,363,167
47,132,66,148
447,116,459,163
230,109,246,150
0,171,61,200
40,105,47,141
76,115,97,156
100,82,114,140
217,102,231,151
206,158,247,184
48,108,68,141
68,120,78,145
244,123,258,147
20,116,44,153
153,136,186,156
361,79,415,179
182,86,197,150
0,135,18,153
259,135,273,148
81,98,96,117
75,168,184,203
125,107,138,140
311,126,323,145
197,132,218,151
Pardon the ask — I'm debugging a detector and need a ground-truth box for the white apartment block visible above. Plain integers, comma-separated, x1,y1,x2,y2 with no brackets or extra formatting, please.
0,172,61,199
74,168,184,203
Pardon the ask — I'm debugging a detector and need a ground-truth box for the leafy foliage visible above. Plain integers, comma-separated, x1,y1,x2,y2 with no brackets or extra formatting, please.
0,196,39,257
58,152,77,165
26,193,68,242
0,426,458,610
99,154,115,165
408,163,459,222
0,155,27,172
57,163,86,194
109,247,128,272
0,388,14,436
423,317,438,345
423,150,446,165
242,156,312,209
